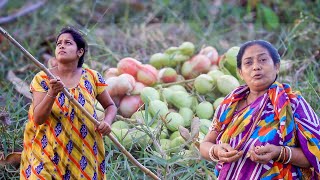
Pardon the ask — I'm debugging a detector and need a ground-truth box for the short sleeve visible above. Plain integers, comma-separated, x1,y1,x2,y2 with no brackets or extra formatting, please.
86,69,108,96
30,71,50,93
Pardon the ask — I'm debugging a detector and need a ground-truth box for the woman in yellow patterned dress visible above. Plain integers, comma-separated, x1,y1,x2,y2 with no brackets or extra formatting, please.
20,27,117,180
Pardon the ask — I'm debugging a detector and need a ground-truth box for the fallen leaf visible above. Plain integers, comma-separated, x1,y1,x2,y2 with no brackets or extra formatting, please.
191,117,200,140
179,126,191,141
6,70,32,99
0,106,11,126
193,141,200,151
0,152,21,167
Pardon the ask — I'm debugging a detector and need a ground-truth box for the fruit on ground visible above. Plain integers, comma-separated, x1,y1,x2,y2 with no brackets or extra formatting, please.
111,120,130,130
148,100,169,118
117,57,141,77
217,75,240,95
194,74,214,94
140,87,160,103
196,101,214,119
165,112,185,131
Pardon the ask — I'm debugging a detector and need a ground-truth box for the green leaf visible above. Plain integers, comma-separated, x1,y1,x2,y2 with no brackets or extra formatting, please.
0,132,8,155
261,5,279,29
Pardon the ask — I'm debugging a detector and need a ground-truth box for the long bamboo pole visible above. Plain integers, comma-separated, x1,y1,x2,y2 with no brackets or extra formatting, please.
0,27,160,180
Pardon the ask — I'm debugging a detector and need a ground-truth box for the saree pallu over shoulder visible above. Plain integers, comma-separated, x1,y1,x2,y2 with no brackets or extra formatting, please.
210,82,320,180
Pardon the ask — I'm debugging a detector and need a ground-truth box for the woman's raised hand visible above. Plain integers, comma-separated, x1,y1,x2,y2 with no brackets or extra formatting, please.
48,76,64,97
247,144,280,164
215,143,244,163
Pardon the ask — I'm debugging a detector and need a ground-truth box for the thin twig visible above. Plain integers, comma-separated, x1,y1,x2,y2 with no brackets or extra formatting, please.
159,78,195,88
0,0,46,24
0,51,9,62
294,59,311,83
115,115,138,124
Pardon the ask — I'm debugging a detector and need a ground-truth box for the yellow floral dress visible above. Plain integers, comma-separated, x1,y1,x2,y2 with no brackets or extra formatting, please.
20,68,108,180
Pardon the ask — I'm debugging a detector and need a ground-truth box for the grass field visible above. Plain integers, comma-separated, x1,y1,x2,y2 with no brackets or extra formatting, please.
0,1,319,179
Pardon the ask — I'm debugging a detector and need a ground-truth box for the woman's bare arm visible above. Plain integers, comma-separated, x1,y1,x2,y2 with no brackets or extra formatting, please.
250,145,311,168
96,89,117,125
200,130,218,161
95,89,117,135
33,78,64,125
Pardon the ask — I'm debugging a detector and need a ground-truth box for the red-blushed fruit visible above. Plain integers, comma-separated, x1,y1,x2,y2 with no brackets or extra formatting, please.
106,74,135,97
131,82,145,95
181,61,193,79
136,64,158,86
181,54,211,79
199,46,219,65
117,57,142,77
111,95,123,107
118,73,136,90
104,68,119,79
158,67,178,83
119,95,143,118
209,65,219,71
190,54,211,73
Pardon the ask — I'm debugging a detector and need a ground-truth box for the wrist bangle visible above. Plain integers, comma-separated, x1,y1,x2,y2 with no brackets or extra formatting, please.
209,145,219,162
275,146,284,162
281,146,287,163
284,146,292,164
46,93,56,99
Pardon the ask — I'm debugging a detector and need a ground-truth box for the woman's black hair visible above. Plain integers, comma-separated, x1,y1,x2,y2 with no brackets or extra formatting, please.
236,40,280,69
56,27,87,68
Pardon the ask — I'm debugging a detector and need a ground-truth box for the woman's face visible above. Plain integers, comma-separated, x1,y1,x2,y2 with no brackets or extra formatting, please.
238,44,280,92
55,33,83,64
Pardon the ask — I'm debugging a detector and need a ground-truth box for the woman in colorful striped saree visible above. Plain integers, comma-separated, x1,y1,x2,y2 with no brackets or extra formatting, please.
20,27,117,180
200,40,320,179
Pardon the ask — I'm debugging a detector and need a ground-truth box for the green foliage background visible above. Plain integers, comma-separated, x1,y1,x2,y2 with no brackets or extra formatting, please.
0,0,319,179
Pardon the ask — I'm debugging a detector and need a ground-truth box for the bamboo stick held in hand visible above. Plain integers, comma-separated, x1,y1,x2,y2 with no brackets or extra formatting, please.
0,27,160,180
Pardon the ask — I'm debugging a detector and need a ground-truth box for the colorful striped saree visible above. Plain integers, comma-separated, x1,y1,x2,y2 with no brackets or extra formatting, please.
210,82,320,179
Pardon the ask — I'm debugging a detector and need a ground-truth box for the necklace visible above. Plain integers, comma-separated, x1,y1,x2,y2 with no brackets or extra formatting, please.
235,92,250,112
245,92,250,106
